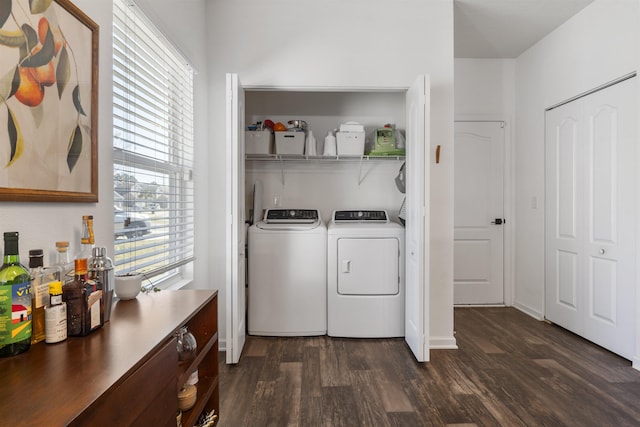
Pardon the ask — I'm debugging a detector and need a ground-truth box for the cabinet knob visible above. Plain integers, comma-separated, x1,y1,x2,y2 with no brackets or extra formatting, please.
600,248,605,255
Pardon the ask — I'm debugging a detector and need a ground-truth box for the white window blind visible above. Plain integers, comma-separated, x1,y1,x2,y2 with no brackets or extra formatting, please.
113,0,194,286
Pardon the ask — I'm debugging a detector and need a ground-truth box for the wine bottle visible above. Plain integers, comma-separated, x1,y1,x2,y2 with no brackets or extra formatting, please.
0,232,32,357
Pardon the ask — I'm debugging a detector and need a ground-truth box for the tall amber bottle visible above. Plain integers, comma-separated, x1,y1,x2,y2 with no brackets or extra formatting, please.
63,259,86,336
0,232,32,357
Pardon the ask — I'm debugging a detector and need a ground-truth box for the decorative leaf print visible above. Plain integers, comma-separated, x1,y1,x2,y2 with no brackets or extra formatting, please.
22,24,38,49
8,65,19,98
72,85,86,116
0,28,25,48
0,66,18,100
21,26,54,68
18,24,38,61
6,106,24,167
67,125,82,172
29,0,52,14
0,0,10,27
56,46,70,98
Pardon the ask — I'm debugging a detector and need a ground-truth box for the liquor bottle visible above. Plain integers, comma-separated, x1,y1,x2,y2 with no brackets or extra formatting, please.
55,241,74,286
82,260,104,335
44,280,67,344
63,258,103,337
28,249,58,344
88,247,114,322
0,232,32,357
63,258,86,336
80,215,95,261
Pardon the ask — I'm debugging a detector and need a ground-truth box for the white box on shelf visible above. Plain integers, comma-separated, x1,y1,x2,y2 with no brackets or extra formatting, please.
275,131,305,155
245,130,274,155
336,131,365,156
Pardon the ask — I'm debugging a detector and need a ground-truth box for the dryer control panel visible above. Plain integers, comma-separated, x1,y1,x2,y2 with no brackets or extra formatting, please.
333,210,388,223
264,209,319,224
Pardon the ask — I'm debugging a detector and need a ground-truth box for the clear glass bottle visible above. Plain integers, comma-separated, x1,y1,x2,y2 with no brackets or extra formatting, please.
0,232,32,357
175,326,197,363
55,241,74,286
44,280,67,344
28,249,58,344
80,215,95,261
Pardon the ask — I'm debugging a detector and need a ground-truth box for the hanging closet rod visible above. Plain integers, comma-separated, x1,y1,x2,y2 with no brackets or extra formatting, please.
546,71,637,111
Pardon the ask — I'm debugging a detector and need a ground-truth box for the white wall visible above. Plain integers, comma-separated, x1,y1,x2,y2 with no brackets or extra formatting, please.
206,0,455,350
0,1,113,265
454,58,516,304
455,59,515,119
514,0,639,333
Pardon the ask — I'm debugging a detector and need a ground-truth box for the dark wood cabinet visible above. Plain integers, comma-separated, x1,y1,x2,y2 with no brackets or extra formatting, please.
0,289,219,426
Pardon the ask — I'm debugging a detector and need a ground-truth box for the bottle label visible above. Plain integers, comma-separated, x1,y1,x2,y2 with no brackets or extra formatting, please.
0,281,32,346
45,303,67,343
34,280,51,309
87,288,103,331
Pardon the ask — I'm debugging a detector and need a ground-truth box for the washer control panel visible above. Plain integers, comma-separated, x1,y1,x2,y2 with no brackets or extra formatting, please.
333,210,388,223
264,209,319,224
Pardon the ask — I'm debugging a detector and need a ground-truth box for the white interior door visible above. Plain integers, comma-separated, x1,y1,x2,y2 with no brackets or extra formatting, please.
454,121,504,304
404,75,429,362
225,73,246,364
545,76,636,360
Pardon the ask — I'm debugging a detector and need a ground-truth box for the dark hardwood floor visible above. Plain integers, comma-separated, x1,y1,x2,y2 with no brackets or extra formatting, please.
218,307,640,426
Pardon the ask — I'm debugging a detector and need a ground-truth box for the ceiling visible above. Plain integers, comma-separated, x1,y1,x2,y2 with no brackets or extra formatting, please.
454,0,595,58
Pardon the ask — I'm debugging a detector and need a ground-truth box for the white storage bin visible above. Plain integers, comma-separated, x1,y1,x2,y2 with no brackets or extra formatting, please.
275,131,305,155
336,131,365,156
245,130,274,155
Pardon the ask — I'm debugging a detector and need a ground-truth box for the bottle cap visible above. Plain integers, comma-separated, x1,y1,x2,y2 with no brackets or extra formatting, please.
29,249,44,268
56,241,69,248
82,215,93,220
74,258,88,273
3,231,18,240
92,247,107,258
49,281,62,295
29,249,44,257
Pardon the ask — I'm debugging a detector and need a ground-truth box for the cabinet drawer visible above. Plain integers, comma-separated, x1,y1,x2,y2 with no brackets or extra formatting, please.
72,338,178,426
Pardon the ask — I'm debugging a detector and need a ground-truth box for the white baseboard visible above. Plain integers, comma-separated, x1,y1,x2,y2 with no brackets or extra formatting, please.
633,356,640,372
430,335,458,349
513,302,544,320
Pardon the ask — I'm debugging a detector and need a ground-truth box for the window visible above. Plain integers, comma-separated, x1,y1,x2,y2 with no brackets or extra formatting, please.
113,0,194,287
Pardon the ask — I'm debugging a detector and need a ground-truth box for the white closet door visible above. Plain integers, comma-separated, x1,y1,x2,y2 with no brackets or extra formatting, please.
545,77,636,359
225,73,246,364
404,75,429,362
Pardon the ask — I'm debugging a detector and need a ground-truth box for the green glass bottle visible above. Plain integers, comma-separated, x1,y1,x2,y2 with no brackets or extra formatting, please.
0,232,32,357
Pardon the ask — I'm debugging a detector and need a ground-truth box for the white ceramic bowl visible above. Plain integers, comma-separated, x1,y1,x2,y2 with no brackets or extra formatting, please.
115,274,142,300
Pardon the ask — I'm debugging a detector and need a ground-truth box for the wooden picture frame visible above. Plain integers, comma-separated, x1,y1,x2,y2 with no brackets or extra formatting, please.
0,0,99,202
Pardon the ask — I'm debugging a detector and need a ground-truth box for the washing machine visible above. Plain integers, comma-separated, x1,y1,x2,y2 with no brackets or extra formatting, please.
327,210,405,338
248,208,327,336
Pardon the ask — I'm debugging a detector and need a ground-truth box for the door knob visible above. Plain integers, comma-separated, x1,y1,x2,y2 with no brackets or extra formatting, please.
491,218,504,225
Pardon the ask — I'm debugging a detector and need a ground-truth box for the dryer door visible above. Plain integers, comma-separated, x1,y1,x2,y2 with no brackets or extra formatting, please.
337,238,400,295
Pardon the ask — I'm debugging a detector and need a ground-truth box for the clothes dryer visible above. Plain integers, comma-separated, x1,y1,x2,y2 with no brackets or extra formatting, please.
248,209,327,336
327,210,405,338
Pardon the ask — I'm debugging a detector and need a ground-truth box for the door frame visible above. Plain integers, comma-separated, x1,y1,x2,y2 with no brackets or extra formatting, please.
454,116,514,307
226,76,431,363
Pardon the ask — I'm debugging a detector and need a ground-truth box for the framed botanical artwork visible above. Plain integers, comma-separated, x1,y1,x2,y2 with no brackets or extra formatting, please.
0,0,98,202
